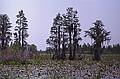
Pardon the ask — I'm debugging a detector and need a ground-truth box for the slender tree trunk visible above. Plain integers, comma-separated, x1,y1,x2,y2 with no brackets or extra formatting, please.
1,38,5,50
73,26,77,60
18,17,22,49
73,42,76,60
18,30,21,47
58,26,60,59
69,30,72,60
1,25,5,50
55,45,58,59
21,30,24,49
62,32,65,59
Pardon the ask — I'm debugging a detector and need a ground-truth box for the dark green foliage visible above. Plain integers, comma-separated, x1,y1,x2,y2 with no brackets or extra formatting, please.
47,8,81,60
85,20,111,60
15,10,29,50
63,7,81,60
0,14,12,50
46,13,63,59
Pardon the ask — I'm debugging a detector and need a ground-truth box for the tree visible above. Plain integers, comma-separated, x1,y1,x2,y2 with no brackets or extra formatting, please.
46,31,58,59
63,7,81,60
0,14,12,50
47,8,81,60
53,13,63,59
15,10,29,50
46,13,63,59
85,20,111,60
60,25,68,59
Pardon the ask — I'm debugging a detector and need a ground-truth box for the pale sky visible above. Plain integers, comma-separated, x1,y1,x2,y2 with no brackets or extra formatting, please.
0,0,120,50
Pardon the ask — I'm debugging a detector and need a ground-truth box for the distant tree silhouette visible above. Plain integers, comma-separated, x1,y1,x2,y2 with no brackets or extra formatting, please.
63,7,81,60
28,44,37,53
0,14,12,50
85,20,111,60
112,44,120,53
15,10,29,50
81,43,91,53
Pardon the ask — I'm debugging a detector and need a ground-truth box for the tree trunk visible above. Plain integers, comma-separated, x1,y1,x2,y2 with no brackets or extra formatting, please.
62,32,66,59
1,38,5,50
1,25,5,50
93,42,101,60
21,30,24,49
69,30,72,60
18,30,21,47
58,26,60,59
73,26,77,60
73,42,76,60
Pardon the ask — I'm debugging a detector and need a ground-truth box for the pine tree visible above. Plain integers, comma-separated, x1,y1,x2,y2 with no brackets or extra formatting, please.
85,20,111,60
15,10,28,50
0,14,12,50
47,13,63,59
47,8,81,60
63,7,81,60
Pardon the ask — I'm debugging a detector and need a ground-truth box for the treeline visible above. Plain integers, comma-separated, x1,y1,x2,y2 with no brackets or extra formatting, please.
46,7,111,60
46,43,120,54
79,43,120,54
78,43,120,54
0,10,28,51
0,10,38,63
0,7,119,62
104,44,120,54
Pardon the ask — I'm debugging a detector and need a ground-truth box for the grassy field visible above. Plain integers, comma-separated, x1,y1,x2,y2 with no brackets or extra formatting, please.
27,54,120,65
0,54,119,79
0,53,120,65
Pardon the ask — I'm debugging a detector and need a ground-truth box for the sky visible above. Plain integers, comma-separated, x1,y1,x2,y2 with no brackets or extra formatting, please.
0,0,120,50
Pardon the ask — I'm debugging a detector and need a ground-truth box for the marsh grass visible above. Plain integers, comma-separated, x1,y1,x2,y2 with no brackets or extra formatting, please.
0,53,119,65
0,54,119,79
